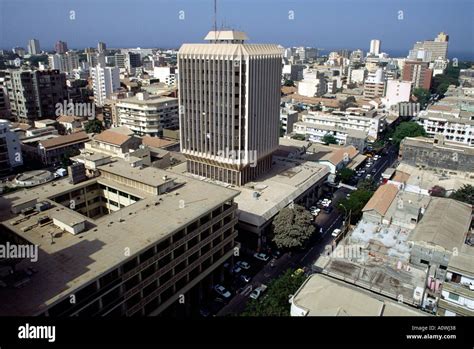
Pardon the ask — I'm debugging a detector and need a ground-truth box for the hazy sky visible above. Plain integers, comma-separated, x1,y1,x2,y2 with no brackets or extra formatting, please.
1,0,473,58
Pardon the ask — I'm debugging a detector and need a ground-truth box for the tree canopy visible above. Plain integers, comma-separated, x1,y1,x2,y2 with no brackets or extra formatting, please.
413,88,431,108
241,269,306,316
84,119,104,134
339,96,357,111
392,121,427,146
272,205,315,250
336,188,374,224
337,168,355,184
321,133,337,145
450,184,474,205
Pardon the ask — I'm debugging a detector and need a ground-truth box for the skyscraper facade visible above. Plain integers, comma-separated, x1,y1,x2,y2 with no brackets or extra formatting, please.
55,40,68,54
27,39,40,55
91,65,120,107
178,31,283,186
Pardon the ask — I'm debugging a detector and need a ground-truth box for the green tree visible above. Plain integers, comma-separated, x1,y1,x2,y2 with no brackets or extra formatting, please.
429,185,447,198
337,168,355,184
241,269,306,316
321,133,337,145
392,121,427,146
84,119,104,134
292,134,306,141
450,184,474,205
337,188,374,224
272,205,315,250
283,79,295,87
339,96,357,111
60,148,80,168
413,88,431,108
357,178,378,192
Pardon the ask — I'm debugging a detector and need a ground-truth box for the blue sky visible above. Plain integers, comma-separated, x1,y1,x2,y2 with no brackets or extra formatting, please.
1,0,473,58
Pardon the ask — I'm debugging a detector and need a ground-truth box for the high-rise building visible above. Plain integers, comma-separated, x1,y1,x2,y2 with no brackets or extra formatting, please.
12,47,26,57
91,64,120,107
402,61,433,90
369,39,381,56
5,69,67,124
48,51,79,74
115,53,126,69
27,39,41,55
178,30,282,186
0,119,23,175
363,68,386,98
125,52,141,71
55,40,68,54
97,41,107,53
408,32,449,62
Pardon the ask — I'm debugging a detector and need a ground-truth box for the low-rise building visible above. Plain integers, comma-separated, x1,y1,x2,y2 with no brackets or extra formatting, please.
0,119,23,175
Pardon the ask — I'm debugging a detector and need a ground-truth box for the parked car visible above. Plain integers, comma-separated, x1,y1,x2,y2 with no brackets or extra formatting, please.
214,285,231,298
249,284,268,300
232,265,242,274
309,206,318,212
331,228,342,238
253,252,270,262
236,261,251,270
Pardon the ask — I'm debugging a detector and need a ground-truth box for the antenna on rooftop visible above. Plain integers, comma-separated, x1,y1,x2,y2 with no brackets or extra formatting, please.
214,0,217,33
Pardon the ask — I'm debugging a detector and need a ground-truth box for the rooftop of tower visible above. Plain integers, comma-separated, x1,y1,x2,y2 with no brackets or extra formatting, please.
204,30,249,43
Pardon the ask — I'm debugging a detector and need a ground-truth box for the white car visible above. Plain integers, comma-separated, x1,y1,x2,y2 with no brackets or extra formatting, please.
331,228,342,238
249,285,268,300
214,285,231,298
253,253,270,262
309,206,318,212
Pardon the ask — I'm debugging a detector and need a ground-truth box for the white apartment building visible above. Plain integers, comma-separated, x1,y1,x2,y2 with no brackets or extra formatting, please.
91,64,120,107
178,30,283,186
153,66,177,86
349,68,367,84
116,92,179,137
417,109,474,146
280,108,299,135
382,80,412,108
0,119,23,175
48,51,79,74
293,109,385,144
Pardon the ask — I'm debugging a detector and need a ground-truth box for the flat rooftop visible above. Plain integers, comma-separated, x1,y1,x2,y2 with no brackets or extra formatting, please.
292,274,428,316
0,162,239,315
169,158,329,227
117,95,177,106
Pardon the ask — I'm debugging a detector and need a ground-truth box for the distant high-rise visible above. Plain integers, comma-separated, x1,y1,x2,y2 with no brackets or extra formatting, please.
98,41,107,53
5,69,67,124
408,32,449,62
369,39,381,56
27,39,40,55
91,65,120,107
48,51,79,74
402,61,433,90
178,30,283,186
55,40,68,54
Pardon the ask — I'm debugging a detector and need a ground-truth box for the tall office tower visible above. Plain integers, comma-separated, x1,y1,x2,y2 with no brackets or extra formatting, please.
55,40,68,54
27,39,41,55
115,53,126,69
408,32,449,62
369,39,381,56
91,64,120,107
98,41,107,53
5,69,67,124
402,60,433,90
178,30,283,186
125,52,141,71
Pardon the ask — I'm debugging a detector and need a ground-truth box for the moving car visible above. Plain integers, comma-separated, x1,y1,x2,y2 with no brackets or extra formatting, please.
214,285,231,298
253,252,270,262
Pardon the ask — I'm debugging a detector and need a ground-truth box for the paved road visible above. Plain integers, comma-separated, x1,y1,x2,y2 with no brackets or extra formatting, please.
216,188,348,316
